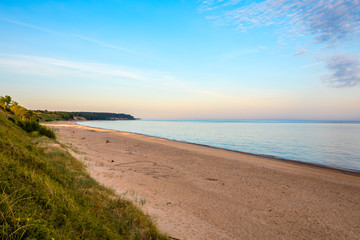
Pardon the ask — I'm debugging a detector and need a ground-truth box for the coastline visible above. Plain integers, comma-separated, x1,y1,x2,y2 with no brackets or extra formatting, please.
74,121,360,176
46,121,360,240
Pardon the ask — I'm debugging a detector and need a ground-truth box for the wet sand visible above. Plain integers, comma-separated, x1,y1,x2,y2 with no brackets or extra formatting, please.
46,121,360,240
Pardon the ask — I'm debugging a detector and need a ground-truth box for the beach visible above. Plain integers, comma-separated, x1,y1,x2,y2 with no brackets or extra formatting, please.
46,121,360,240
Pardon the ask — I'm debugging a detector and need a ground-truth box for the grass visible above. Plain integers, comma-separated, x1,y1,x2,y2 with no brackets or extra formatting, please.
0,110,168,240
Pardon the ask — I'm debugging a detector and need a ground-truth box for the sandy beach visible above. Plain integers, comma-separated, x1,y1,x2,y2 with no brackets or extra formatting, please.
46,121,360,240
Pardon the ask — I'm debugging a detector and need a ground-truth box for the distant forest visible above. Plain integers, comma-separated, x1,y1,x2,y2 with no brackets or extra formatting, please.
1,95,136,122
34,110,135,121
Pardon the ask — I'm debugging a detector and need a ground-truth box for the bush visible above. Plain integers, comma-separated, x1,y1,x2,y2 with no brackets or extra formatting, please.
17,120,56,139
24,120,38,132
17,120,25,129
8,116,15,123
38,125,56,139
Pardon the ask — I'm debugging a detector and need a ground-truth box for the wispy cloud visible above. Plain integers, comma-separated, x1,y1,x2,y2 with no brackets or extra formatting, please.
0,54,222,96
0,18,63,35
294,48,310,57
200,1,360,88
0,18,133,54
200,0,360,46
0,54,157,82
322,54,360,88
71,34,135,54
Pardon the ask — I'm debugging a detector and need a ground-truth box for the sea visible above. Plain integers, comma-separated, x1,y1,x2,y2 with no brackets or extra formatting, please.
77,120,360,172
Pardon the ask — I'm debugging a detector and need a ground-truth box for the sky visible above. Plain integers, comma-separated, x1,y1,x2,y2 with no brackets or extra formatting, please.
0,0,359,120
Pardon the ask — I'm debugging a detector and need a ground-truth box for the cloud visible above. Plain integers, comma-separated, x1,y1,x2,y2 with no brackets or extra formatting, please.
0,54,158,82
0,18,63,35
71,34,134,54
200,1,360,88
294,48,309,56
200,0,360,46
0,54,222,96
0,18,133,54
323,55,360,88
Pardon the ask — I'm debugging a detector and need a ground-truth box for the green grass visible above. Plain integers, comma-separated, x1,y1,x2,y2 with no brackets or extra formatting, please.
0,110,167,240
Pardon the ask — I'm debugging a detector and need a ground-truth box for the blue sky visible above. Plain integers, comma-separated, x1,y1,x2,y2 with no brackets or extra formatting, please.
0,0,359,120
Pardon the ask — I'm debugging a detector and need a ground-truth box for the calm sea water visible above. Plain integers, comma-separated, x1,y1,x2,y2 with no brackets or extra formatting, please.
77,120,360,172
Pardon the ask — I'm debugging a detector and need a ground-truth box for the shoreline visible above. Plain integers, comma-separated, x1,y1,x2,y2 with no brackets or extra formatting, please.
74,122,360,177
46,121,360,240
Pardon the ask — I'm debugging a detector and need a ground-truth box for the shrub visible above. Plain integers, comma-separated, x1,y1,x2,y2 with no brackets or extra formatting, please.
38,125,56,139
17,120,25,129
8,116,15,123
17,120,56,139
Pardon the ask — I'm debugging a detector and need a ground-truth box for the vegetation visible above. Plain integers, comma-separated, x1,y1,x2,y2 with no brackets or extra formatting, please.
35,111,135,122
17,120,56,139
0,97,167,239
0,95,12,110
1,96,135,123
0,95,56,139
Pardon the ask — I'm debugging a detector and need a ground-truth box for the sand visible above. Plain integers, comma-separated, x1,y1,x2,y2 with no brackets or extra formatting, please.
45,121,360,240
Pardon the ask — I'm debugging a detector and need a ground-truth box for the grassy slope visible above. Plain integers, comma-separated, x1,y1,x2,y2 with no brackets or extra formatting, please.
0,110,167,239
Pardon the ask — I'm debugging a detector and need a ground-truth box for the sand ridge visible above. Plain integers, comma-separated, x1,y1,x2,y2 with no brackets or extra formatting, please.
46,121,360,240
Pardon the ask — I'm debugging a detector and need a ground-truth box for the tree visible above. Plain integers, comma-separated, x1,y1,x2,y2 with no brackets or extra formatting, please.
0,95,12,109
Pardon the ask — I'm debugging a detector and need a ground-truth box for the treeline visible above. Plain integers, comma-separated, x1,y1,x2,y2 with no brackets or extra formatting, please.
0,95,135,122
35,110,135,122
0,95,135,137
0,95,56,139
